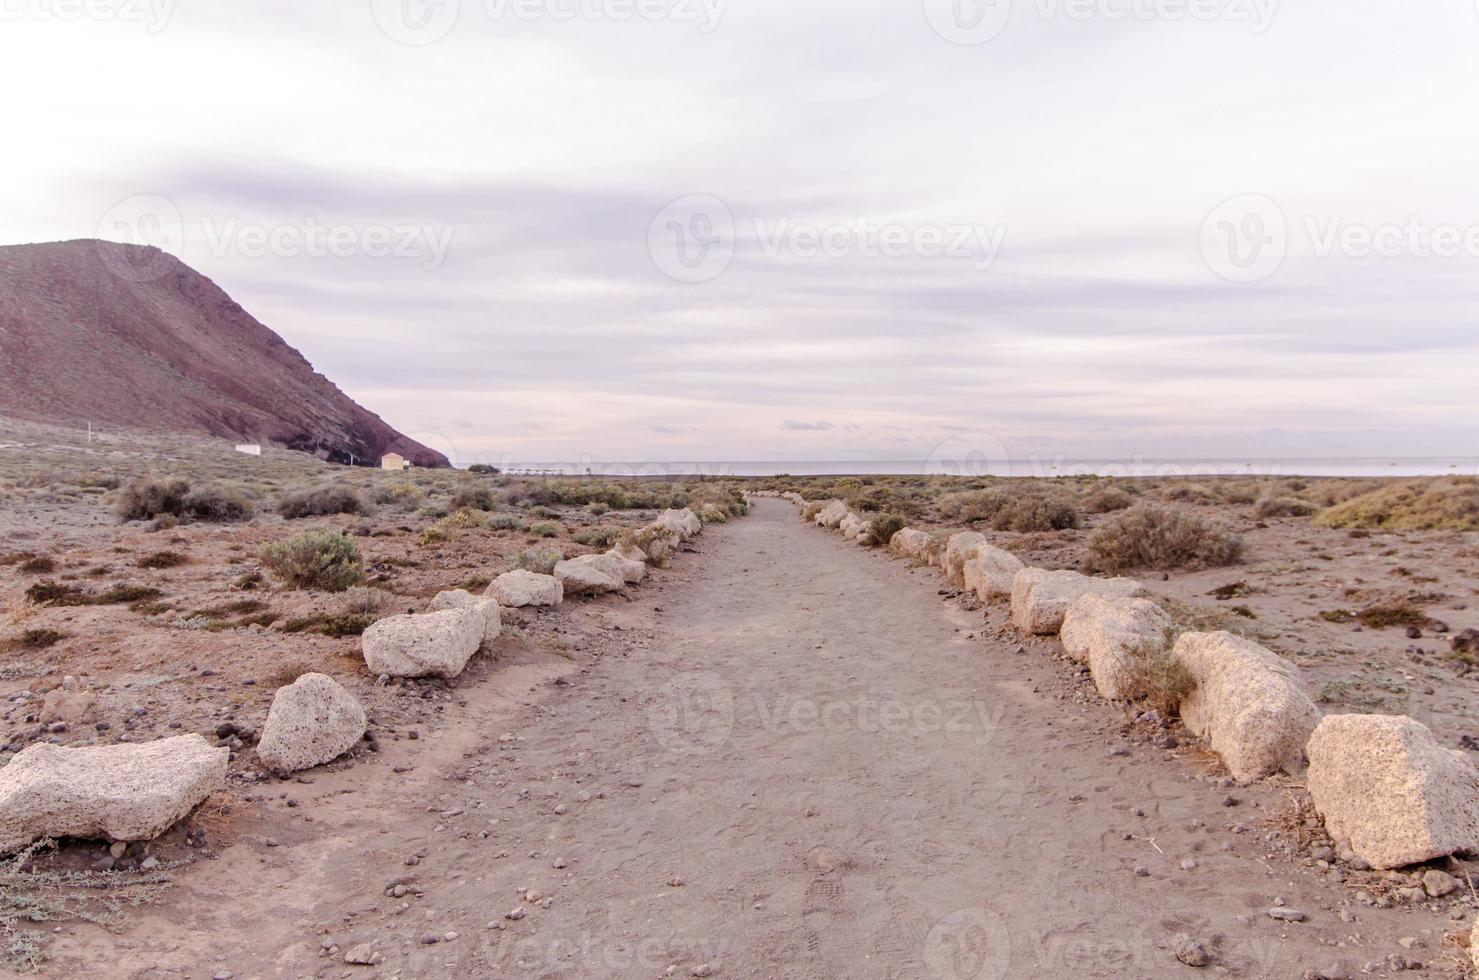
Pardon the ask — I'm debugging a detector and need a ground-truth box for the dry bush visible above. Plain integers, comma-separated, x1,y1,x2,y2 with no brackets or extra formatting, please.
182,485,254,522
1081,485,1133,514
989,492,1080,532
1120,633,1194,716
1159,482,1219,505
1087,504,1243,573
863,514,906,547
1212,481,1261,506
529,522,561,538
800,500,827,522
116,478,189,521
573,526,620,548
509,548,562,575
1315,478,1479,531
1254,496,1317,519
372,482,425,511
136,551,188,569
277,485,368,519
936,488,1010,523
450,486,497,512
258,530,363,592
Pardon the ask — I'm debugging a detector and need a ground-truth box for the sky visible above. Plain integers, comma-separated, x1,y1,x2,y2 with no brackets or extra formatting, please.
2,0,1478,470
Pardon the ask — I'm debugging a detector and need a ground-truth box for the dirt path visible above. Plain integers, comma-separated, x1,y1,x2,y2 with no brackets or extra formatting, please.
47,499,1460,978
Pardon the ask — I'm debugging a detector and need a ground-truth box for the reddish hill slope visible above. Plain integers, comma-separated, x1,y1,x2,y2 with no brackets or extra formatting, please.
0,240,447,467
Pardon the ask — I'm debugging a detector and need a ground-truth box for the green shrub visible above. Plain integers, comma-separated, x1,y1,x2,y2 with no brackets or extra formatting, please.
467,464,501,475
277,486,368,519
450,486,497,511
509,548,562,575
259,530,363,591
1315,478,1479,531
529,522,561,538
489,514,524,531
863,514,906,547
587,501,610,516
1087,505,1243,573
573,526,620,548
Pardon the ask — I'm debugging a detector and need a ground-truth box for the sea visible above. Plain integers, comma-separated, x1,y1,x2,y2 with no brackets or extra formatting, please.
494,457,1479,479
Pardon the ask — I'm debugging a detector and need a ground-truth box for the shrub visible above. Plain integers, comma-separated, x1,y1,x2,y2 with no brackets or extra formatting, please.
137,551,188,569
509,548,562,575
467,464,501,475
418,504,449,520
278,485,369,519
19,628,66,649
258,530,363,591
990,493,1080,532
1160,482,1218,505
937,488,1010,523
1081,486,1133,514
1315,478,1479,531
18,555,56,574
489,514,524,531
1254,496,1317,519
24,581,89,606
373,482,425,510
341,586,392,615
863,514,906,547
116,478,190,521
450,486,497,512
529,522,561,538
279,612,376,637
587,502,610,516
573,526,620,548
1087,504,1243,573
183,485,255,522
1120,632,1195,717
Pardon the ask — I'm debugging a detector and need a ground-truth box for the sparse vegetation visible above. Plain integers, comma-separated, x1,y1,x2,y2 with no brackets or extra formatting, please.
1120,633,1195,717
278,612,376,637
1081,485,1133,513
529,521,561,538
116,478,253,523
509,548,562,575
1087,504,1243,573
277,485,369,519
136,551,188,569
1314,478,1479,531
573,526,620,548
1255,496,1317,519
449,486,497,512
258,530,363,591
863,514,906,547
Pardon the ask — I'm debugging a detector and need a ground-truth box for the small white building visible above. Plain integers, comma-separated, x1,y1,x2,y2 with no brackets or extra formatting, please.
234,444,262,457
381,452,411,470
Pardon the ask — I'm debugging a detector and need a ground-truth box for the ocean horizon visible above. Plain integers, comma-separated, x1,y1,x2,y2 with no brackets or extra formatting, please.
491,457,1479,479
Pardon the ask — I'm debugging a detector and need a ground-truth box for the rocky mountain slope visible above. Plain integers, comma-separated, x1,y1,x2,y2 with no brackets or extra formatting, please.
0,239,447,466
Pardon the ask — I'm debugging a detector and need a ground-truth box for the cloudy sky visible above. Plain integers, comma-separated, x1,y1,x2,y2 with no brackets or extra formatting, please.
3,0,1478,469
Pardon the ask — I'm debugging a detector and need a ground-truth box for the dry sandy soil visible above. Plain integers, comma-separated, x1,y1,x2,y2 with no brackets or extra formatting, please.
2,429,1479,977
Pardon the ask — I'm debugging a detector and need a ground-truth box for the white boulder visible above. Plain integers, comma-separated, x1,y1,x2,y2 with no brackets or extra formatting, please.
554,554,626,595
1174,631,1319,783
815,500,848,528
427,589,503,646
363,607,482,678
889,527,931,560
1308,714,1479,870
1010,568,1141,636
0,735,226,855
944,532,986,586
1060,594,1172,701
604,549,648,584
256,673,367,774
973,544,1025,600
486,570,564,608
656,508,702,540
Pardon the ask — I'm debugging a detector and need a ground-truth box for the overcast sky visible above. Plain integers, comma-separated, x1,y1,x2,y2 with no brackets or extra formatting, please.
3,0,1478,468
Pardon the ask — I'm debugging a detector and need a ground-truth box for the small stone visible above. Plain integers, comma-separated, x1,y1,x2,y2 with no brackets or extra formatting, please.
1422,869,1458,898
443,931,458,942
1172,933,1212,967
343,944,380,965
552,858,567,869
1268,908,1308,922
109,841,127,859
554,804,569,815
1134,866,1149,877
1180,859,1197,871
264,837,279,847
419,931,440,944
139,856,159,871
691,966,714,978
505,908,525,921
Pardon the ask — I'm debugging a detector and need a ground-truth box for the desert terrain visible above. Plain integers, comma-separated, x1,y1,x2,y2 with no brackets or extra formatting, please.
2,420,1478,977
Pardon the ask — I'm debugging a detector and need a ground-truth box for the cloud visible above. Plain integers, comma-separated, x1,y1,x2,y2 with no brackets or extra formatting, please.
782,421,835,431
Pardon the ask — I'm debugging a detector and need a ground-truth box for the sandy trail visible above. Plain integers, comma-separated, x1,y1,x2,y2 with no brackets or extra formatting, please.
51,499,1451,978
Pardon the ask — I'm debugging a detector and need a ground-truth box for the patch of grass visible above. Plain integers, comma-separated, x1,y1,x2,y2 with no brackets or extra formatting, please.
278,612,375,637
458,575,491,593
16,556,55,575
572,526,620,548
23,582,89,607
509,548,562,575
1120,633,1194,717
136,551,188,570
1315,478,1479,531
1087,504,1243,573
97,585,162,605
14,629,65,650
258,530,363,592
529,522,561,538
1255,496,1317,519
277,486,368,519
489,514,523,532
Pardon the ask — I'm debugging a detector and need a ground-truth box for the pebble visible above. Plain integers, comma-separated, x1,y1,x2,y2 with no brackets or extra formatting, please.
505,908,525,920
1268,908,1309,922
1422,869,1457,897
419,932,440,945
691,965,714,977
552,858,567,869
1172,933,1212,967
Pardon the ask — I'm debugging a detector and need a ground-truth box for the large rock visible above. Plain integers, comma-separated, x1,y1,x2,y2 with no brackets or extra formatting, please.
973,544,1024,599
943,532,987,586
655,508,702,540
1060,594,1172,701
427,589,502,646
0,735,226,854
815,500,848,528
1174,631,1319,784
604,549,648,584
554,554,626,595
839,512,868,538
487,570,564,608
362,607,482,678
1307,714,1479,869
256,673,367,774
1010,568,1141,635
889,527,931,560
